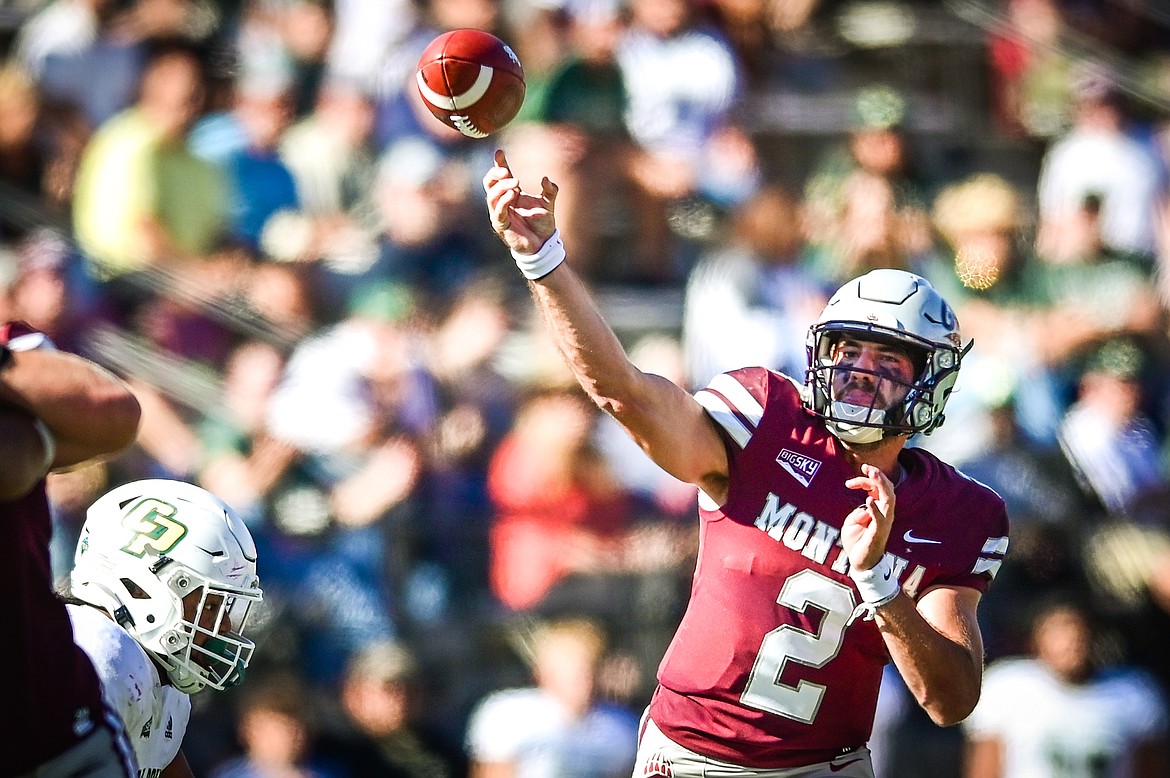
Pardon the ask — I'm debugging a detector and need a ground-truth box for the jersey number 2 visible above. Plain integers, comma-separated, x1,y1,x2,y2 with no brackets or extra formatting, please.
741,569,855,723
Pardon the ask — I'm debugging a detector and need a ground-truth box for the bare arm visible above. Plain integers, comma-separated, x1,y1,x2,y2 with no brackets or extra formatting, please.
0,346,141,470
484,150,729,500
876,585,984,726
844,465,984,726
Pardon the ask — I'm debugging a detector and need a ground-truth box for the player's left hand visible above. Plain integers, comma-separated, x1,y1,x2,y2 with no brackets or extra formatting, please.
842,464,896,572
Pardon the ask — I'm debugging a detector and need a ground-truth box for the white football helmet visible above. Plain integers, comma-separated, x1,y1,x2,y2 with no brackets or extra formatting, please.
71,479,263,694
805,268,970,444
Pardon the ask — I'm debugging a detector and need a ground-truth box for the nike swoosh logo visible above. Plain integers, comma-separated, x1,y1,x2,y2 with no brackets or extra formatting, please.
904,529,942,545
830,757,863,772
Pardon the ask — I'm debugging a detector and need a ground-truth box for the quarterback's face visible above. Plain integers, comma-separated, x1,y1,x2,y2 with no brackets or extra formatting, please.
829,337,916,410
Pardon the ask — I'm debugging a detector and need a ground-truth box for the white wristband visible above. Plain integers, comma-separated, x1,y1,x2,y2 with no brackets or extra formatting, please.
850,555,900,607
511,230,566,280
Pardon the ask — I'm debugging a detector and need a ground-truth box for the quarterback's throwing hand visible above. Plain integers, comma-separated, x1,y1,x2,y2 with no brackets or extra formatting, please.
483,149,558,255
842,464,896,572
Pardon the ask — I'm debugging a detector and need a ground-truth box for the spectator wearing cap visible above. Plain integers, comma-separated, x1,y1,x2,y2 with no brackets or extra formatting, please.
1058,338,1170,524
802,84,934,285
848,85,913,183
316,640,456,778
366,137,488,298
918,173,1056,461
277,134,482,315
1036,64,1164,265
804,85,927,219
928,173,1038,306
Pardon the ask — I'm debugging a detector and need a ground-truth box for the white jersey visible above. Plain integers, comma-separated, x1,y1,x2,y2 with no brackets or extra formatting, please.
964,657,1168,778
1037,127,1161,257
466,687,638,778
67,604,192,778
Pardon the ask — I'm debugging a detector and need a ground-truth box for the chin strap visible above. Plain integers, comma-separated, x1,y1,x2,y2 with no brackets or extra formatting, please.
74,580,135,629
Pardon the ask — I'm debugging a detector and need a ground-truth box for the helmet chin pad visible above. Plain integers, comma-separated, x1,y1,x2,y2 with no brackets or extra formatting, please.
826,401,887,444
166,663,206,695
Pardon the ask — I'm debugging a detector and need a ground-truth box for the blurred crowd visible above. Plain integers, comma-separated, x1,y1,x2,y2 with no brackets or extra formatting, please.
4,0,1170,775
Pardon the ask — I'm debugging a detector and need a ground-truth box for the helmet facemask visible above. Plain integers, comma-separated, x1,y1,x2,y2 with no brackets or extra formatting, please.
804,270,970,444
807,327,961,443
152,557,261,693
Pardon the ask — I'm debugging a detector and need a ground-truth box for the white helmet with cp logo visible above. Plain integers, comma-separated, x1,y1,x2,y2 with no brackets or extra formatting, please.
71,479,263,693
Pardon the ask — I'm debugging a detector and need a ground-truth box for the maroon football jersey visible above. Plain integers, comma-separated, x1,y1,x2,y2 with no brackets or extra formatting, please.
1,323,109,773
648,367,1009,768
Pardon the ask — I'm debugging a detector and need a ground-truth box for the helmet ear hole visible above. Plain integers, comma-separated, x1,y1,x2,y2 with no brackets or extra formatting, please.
121,578,150,599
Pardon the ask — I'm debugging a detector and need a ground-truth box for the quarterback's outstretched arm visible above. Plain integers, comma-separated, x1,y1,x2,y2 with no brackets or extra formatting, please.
484,151,730,501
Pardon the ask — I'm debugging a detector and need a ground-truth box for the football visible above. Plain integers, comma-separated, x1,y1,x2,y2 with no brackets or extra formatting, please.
415,29,526,139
